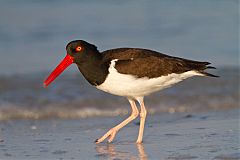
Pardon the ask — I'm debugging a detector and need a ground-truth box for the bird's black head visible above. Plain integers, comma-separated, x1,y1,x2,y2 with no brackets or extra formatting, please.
43,40,100,87
66,40,99,64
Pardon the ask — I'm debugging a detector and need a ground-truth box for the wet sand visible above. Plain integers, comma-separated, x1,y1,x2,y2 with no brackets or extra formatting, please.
0,108,239,160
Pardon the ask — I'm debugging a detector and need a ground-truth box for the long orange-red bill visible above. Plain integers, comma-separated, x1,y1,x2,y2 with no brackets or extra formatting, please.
43,54,74,88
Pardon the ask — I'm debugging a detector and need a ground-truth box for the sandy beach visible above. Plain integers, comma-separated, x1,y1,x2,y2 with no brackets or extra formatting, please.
0,108,239,160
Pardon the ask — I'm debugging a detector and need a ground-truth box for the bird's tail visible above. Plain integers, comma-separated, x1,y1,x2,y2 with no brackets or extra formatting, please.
184,60,219,77
197,65,219,78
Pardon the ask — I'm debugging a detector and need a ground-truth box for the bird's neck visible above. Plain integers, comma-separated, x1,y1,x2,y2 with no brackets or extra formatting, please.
76,50,109,86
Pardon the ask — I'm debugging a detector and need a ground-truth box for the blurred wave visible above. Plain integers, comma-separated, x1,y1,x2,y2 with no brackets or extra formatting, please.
0,67,238,121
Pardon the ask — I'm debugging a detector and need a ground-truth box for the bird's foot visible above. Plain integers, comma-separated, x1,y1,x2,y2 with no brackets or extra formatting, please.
95,128,118,144
136,139,143,144
136,137,143,144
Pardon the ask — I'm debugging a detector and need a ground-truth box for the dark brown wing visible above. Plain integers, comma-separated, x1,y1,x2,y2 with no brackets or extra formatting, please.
102,48,218,78
114,57,188,78
102,48,153,61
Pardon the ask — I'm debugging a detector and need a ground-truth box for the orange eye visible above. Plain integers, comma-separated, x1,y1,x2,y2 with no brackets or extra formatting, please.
75,46,82,52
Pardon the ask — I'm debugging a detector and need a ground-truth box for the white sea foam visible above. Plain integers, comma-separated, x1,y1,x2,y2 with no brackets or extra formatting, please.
0,68,238,121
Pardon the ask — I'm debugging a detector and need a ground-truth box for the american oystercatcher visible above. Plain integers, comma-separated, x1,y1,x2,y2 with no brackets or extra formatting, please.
43,40,218,144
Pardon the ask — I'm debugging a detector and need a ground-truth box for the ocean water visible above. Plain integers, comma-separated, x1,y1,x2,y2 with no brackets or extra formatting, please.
0,0,238,74
0,67,238,121
0,1,239,121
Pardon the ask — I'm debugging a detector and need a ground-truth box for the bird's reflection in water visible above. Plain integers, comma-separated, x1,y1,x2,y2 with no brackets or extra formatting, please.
95,143,148,160
136,144,148,160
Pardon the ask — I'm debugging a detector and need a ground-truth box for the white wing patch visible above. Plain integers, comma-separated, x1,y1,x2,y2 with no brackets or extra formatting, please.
97,59,202,98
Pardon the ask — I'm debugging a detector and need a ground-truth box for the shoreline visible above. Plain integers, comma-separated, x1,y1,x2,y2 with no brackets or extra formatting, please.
0,108,239,160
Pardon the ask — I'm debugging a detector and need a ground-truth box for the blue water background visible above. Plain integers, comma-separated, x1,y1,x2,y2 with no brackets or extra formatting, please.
0,1,238,120
0,0,238,74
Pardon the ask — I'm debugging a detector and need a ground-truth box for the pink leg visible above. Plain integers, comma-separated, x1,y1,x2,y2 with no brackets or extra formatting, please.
96,99,139,143
136,97,147,143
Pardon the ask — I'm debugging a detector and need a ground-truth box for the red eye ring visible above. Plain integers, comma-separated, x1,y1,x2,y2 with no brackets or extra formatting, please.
75,46,82,52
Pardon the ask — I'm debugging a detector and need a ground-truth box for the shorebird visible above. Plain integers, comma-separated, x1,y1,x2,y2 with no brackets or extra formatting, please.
43,40,218,143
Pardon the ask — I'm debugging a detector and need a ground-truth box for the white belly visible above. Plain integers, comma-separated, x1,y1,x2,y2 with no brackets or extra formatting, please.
96,60,202,98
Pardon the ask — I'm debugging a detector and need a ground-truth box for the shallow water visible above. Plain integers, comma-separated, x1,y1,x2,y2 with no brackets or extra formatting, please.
0,109,239,160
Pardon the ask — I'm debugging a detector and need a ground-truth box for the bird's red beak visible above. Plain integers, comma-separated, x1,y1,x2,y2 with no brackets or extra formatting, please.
43,54,74,88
